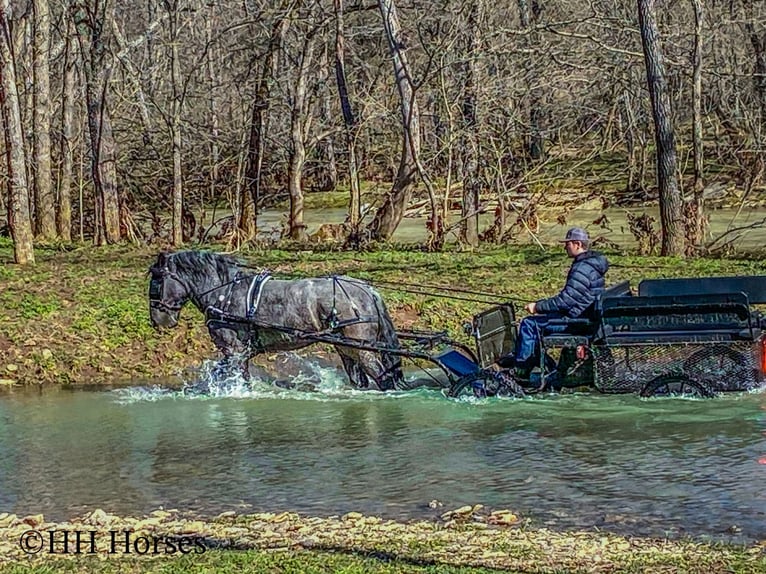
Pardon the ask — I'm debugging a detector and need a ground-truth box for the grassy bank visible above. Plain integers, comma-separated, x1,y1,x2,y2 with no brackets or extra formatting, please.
0,238,765,386
0,509,763,573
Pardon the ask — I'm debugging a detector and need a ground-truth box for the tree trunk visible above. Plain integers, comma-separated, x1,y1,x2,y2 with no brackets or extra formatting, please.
58,17,76,242
241,17,287,238
0,0,35,264
74,1,120,245
287,33,316,241
319,44,337,192
206,2,219,213
334,0,361,235
459,0,483,248
33,0,55,239
741,1,766,188
169,6,183,246
689,0,706,250
742,2,766,141
517,0,545,161
367,0,421,241
637,0,684,256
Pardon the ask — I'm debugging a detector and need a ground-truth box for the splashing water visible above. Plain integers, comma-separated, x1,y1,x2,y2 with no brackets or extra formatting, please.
111,353,435,404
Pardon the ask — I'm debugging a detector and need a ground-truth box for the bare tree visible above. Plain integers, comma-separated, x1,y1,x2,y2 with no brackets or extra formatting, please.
73,0,121,245
459,0,483,247
517,0,545,160
241,15,288,240
333,0,361,236
0,0,35,263
33,0,55,239
366,0,422,241
286,30,316,241
688,0,705,250
166,0,183,246
637,0,684,256
58,14,77,242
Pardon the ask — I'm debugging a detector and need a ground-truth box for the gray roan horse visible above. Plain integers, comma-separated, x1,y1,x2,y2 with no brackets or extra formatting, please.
148,250,404,391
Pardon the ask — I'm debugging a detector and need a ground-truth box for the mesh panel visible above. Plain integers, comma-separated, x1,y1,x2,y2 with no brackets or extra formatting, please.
592,341,762,393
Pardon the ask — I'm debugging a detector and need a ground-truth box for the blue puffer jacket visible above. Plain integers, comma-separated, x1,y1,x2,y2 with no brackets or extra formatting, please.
535,251,610,318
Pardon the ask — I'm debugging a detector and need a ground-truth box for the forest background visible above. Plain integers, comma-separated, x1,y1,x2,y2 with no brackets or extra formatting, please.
1,0,766,264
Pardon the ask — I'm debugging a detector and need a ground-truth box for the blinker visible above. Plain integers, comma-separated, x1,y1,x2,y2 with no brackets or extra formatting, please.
149,278,163,299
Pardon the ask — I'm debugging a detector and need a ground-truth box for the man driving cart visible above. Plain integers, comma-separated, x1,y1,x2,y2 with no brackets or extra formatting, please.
498,227,610,383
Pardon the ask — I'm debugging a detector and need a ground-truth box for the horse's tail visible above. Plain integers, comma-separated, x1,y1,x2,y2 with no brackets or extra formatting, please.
370,287,404,390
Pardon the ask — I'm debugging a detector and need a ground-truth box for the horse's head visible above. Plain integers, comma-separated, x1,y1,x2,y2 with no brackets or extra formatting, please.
148,251,191,329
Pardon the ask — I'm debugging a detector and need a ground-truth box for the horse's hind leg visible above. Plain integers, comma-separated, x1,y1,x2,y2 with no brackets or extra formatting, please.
338,349,371,389
357,350,401,391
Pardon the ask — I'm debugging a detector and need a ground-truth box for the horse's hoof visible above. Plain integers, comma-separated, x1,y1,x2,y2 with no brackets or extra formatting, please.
274,379,295,390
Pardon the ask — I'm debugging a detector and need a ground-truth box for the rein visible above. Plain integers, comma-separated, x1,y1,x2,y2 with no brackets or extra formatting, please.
234,263,532,305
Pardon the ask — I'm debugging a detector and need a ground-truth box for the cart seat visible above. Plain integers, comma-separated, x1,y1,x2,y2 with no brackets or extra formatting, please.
542,280,632,348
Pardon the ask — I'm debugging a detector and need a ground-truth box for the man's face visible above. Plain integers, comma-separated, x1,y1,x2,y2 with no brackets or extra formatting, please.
564,240,582,257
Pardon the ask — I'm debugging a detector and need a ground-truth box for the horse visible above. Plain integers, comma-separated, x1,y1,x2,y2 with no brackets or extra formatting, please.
148,250,405,391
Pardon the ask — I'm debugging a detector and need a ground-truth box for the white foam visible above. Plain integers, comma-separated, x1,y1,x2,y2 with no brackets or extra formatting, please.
110,354,439,403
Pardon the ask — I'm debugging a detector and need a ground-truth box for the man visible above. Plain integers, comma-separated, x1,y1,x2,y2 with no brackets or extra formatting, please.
501,227,609,379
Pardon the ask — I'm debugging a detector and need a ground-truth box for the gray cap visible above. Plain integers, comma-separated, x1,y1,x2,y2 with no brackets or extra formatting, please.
560,227,589,242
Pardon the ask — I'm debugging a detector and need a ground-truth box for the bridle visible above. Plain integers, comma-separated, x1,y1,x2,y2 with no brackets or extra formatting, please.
149,259,246,316
148,267,189,314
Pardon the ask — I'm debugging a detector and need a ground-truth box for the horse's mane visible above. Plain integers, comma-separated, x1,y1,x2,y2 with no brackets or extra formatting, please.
168,250,241,285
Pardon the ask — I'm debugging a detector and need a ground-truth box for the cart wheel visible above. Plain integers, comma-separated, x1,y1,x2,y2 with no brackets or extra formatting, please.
447,371,525,399
682,345,749,382
639,374,714,398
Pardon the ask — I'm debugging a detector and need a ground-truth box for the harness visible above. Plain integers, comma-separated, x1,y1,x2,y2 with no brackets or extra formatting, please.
246,270,272,320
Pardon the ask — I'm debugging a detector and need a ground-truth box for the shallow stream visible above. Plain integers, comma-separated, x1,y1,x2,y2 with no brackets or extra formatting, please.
0,362,763,543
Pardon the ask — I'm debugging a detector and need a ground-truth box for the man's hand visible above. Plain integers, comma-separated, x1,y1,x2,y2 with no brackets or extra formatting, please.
525,302,537,314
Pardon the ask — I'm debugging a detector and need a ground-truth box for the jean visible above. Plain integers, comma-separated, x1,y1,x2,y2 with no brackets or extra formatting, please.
514,314,568,370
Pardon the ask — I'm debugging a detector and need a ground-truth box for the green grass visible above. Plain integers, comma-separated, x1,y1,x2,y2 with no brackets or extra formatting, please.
0,549,511,574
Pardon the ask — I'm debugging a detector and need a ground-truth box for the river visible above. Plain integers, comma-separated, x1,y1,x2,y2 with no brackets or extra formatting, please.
0,367,763,543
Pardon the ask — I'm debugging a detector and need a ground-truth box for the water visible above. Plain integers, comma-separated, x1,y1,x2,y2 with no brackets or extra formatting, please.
0,367,764,543
256,206,766,250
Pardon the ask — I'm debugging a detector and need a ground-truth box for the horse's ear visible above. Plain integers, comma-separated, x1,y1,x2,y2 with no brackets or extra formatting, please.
157,251,171,268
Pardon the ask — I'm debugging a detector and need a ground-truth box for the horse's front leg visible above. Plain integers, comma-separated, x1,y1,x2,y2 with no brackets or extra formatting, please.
209,325,251,381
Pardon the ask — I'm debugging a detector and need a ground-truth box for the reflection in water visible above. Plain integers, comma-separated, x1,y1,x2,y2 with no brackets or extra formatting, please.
0,384,763,543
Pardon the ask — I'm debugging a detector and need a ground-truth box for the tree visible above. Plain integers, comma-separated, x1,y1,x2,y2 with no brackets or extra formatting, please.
366,0,422,241
58,15,77,242
286,29,316,241
459,0,484,247
0,0,35,263
33,0,55,239
73,0,121,245
241,15,288,241
688,0,706,251
517,0,545,160
333,0,362,237
165,0,183,246
637,0,684,256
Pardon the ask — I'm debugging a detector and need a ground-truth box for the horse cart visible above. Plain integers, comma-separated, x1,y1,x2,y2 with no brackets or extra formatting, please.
148,251,765,398
437,275,766,399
